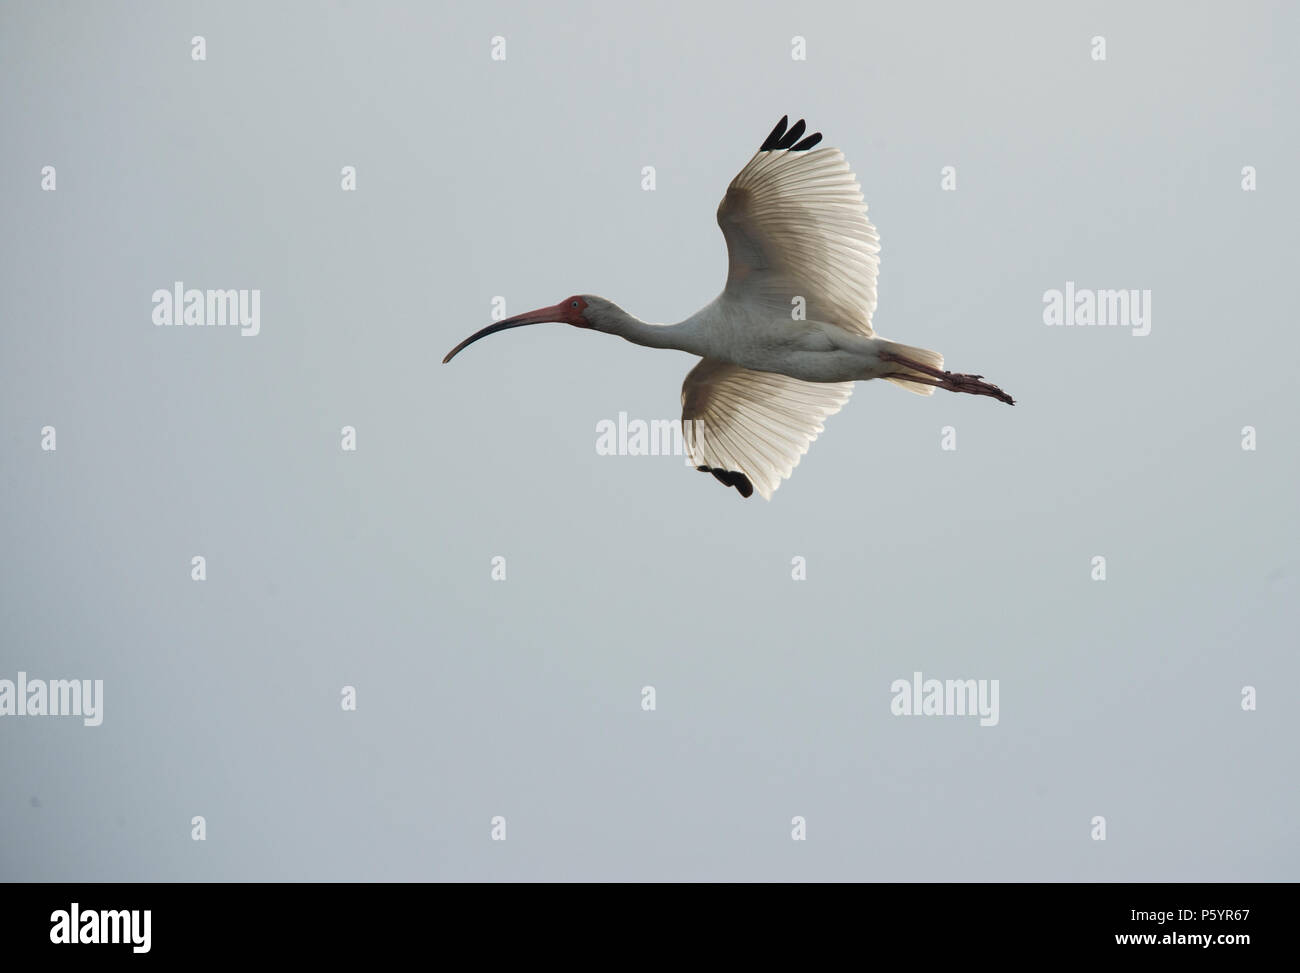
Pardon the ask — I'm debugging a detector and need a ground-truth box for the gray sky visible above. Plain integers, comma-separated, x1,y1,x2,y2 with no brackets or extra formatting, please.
1,0,1296,880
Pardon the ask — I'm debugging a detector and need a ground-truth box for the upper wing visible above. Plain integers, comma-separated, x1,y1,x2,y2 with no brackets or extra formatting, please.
717,116,880,336
682,357,853,500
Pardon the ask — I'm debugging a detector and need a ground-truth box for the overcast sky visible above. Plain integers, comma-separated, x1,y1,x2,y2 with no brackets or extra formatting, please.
1,0,1296,880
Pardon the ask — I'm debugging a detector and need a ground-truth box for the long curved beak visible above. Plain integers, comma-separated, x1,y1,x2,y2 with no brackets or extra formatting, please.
442,303,568,364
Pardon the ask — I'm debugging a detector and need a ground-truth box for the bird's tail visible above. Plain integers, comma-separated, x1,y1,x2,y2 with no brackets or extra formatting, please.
879,340,944,396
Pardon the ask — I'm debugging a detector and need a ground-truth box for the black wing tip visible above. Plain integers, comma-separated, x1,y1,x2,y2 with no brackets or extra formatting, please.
759,115,788,151
760,115,822,152
697,465,754,499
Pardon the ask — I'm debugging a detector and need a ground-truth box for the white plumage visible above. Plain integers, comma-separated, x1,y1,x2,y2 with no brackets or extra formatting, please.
717,144,881,336
681,358,853,501
444,116,1014,500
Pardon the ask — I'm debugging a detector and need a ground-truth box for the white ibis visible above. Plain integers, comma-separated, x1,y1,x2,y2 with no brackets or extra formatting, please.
444,116,1014,499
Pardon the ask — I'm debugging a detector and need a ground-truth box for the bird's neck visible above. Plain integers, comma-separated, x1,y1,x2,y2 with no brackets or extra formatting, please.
610,311,703,355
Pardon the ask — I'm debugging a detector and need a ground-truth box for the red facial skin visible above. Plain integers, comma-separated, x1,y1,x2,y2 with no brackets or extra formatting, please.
559,296,589,327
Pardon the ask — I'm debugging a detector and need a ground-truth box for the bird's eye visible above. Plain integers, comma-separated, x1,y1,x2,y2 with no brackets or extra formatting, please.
571,300,579,308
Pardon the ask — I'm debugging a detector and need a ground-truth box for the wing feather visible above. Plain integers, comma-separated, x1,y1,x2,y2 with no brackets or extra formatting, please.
717,138,880,336
681,358,852,500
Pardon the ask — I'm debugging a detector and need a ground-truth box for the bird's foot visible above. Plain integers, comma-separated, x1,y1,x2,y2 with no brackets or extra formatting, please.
881,351,1017,406
938,371,1016,406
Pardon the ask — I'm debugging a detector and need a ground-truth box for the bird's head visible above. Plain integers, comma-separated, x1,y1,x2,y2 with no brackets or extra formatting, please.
443,294,616,363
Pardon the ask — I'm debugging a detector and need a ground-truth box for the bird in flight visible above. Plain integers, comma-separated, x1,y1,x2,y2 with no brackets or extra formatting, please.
444,115,1014,499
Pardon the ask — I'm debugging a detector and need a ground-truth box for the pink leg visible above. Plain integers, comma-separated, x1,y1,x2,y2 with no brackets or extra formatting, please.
880,352,1016,406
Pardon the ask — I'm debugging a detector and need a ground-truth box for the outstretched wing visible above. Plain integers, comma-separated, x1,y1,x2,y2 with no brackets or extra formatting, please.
682,357,853,500
717,116,880,336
